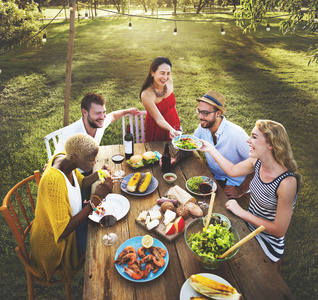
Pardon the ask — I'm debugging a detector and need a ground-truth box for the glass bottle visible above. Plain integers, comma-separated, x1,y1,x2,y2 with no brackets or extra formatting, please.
162,143,171,173
124,124,134,159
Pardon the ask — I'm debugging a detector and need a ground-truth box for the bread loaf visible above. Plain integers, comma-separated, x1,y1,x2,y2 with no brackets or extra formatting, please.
166,185,196,205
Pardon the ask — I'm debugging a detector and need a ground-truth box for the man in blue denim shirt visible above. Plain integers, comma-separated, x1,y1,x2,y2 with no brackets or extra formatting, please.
172,90,253,201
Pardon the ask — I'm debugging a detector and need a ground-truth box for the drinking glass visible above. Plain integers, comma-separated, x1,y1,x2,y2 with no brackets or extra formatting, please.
198,178,213,209
174,125,183,140
99,206,118,246
112,154,125,178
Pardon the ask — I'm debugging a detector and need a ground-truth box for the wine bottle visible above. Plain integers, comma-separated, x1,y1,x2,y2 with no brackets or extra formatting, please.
162,143,171,173
124,124,134,159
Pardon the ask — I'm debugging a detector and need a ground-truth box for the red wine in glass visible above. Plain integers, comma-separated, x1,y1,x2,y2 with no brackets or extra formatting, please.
100,214,118,246
112,154,125,177
198,181,213,209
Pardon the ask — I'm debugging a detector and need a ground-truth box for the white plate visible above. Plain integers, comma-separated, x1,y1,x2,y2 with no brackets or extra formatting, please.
172,134,202,151
179,273,233,300
88,193,130,223
186,176,217,196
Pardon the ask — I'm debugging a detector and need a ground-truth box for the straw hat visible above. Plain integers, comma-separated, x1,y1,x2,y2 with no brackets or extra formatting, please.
196,90,226,114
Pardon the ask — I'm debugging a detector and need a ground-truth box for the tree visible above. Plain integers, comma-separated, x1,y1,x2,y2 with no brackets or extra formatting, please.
0,0,43,50
234,0,318,64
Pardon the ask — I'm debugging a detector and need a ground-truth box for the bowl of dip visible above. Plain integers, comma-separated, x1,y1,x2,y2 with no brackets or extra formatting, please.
163,173,177,184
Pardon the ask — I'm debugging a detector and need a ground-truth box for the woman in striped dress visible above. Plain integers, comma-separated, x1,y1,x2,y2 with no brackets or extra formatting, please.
199,120,301,265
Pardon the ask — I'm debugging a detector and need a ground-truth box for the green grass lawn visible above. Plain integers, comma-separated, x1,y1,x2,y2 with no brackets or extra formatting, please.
0,8,317,299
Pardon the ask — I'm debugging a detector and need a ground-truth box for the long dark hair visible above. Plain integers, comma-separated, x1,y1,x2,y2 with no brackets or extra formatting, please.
139,57,172,100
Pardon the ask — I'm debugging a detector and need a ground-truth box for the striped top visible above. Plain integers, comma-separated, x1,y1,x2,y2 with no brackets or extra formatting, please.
247,159,297,262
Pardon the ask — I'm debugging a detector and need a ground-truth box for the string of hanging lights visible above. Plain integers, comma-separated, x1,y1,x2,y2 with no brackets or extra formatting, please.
0,3,289,57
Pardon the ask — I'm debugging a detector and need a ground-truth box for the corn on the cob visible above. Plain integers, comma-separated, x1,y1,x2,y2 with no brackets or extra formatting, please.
138,172,152,193
127,172,142,192
189,275,241,300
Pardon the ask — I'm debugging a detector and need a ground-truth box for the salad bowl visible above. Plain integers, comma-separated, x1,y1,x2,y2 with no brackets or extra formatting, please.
184,218,240,270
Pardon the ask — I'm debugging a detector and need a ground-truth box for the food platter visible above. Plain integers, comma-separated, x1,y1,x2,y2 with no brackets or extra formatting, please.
126,151,161,169
186,176,217,196
114,236,169,282
88,193,130,223
121,173,158,196
179,273,233,300
172,134,202,151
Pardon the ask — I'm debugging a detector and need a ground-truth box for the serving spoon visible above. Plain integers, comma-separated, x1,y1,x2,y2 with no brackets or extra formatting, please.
219,225,265,259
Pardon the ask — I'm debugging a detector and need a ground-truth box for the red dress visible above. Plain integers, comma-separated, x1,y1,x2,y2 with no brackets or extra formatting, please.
145,93,180,142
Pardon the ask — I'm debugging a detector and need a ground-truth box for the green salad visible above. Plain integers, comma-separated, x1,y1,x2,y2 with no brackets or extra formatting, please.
187,176,204,194
187,224,235,260
174,137,198,150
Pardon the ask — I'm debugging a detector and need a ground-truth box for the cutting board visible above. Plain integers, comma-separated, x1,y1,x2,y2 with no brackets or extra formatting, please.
135,204,196,242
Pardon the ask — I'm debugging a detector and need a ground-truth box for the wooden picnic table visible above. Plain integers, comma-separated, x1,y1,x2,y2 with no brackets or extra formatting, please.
83,142,295,300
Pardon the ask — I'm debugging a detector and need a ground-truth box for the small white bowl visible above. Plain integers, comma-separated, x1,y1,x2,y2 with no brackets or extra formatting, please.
163,173,177,184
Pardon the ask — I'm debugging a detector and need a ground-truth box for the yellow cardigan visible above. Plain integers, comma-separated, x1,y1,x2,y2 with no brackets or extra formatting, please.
30,153,84,282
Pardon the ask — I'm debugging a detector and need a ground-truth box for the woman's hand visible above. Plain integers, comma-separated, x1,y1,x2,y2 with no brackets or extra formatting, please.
225,199,244,218
95,176,113,199
101,164,112,176
169,128,178,140
198,139,214,152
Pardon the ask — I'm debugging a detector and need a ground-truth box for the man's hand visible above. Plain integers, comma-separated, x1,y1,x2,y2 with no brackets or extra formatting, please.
126,107,140,115
159,156,177,167
223,185,244,198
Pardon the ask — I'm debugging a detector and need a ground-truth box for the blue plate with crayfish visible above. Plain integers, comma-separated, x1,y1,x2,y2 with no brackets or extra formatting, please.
114,236,169,282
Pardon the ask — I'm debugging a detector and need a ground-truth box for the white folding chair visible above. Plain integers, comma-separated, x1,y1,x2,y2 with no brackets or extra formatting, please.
44,126,69,160
122,111,147,144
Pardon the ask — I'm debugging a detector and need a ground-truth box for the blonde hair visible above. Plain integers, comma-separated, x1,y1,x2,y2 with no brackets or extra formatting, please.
256,120,302,190
64,133,98,159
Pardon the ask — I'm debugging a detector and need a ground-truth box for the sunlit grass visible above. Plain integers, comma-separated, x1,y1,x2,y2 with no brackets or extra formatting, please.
0,9,317,299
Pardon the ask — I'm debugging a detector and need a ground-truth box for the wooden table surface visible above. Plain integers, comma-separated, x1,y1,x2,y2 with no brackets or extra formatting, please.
83,142,295,300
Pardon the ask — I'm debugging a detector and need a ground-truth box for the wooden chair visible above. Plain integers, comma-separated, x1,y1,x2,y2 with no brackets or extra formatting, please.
122,111,147,144
0,171,84,300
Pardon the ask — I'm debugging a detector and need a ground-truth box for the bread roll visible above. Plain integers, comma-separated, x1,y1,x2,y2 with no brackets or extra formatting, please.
142,151,156,161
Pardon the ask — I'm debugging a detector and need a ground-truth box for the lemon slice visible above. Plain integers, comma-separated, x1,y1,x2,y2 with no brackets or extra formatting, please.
142,235,154,248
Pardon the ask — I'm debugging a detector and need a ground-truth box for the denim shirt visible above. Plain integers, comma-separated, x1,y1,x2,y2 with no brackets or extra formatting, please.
194,117,250,187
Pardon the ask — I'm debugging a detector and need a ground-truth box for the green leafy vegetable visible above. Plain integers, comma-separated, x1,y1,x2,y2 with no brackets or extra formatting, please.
187,224,235,260
187,176,204,194
175,137,198,150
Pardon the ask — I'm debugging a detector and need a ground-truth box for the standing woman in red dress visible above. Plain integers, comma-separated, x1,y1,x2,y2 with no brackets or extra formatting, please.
140,57,180,142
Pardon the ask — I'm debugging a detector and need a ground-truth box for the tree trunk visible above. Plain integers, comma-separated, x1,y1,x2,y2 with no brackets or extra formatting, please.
64,0,76,126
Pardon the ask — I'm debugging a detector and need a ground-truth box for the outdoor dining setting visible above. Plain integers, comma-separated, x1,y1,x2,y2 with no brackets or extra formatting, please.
82,141,295,300
1,1,317,300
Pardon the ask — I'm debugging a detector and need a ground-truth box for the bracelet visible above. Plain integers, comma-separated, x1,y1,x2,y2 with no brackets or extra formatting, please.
89,200,96,211
92,194,103,204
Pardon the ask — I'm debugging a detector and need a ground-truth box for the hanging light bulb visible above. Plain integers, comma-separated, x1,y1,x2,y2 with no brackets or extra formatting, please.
173,21,177,36
221,26,225,35
69,2,74,11
128,18,132,30
85,11,88,20
42,33,47,42
266,23,271,31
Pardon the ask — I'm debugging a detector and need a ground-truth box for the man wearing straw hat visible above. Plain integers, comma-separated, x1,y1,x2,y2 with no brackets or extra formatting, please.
172,90,253,203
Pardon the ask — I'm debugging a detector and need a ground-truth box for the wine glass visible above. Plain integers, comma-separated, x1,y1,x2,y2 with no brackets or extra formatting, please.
99,206,118,246
174,125,183,141
198,178,213,210
173,125,183,149
112,154,125,178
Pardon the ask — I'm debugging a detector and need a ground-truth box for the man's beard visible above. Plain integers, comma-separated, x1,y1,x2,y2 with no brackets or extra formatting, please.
87,114,103,128
200,119,216,129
